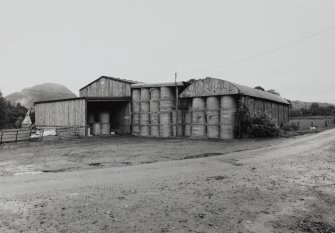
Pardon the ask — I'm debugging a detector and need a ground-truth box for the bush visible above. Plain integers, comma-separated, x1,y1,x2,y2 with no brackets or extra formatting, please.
236,111,280,138
281,122,299,131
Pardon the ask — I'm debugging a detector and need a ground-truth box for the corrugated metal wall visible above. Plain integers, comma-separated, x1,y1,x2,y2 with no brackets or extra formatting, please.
242,97,289,125
35,99,86,127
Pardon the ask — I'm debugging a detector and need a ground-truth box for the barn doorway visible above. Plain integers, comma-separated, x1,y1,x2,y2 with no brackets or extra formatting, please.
86,98,131,135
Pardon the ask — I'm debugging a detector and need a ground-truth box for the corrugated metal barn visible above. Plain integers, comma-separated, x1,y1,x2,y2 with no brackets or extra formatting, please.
35,76,290,139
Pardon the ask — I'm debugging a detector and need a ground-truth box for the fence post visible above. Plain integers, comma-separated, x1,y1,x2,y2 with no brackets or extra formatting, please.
29,128,33,141
40,129,44,141
15,130,19,142
0,131,3,144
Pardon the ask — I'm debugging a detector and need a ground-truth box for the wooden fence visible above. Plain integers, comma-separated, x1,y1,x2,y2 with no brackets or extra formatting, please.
0,128,44,144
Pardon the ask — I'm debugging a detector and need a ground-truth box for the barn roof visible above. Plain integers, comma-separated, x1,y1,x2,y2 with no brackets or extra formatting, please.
80,76,140,91
131,81,187,88
179,77,289,105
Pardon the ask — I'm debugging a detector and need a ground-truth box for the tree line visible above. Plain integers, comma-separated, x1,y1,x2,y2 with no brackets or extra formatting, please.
290,102,335,117
0,90,29,129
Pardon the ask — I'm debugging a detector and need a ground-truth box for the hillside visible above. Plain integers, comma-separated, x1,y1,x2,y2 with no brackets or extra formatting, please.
290,100,335,110
5,83,77,108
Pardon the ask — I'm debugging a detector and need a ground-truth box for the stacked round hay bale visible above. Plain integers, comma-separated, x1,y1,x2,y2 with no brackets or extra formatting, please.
159,86,174,137
140,88,150,136
191,97,206,138
92,123,101,135
132,89,140,135
220,96,236,139
206,97,220,139
87,112,95,124
184,101,192,137
100,111,110,135
172,110,183,136
150,88,160,137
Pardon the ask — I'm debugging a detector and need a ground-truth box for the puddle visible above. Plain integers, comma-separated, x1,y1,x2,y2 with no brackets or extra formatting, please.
183,153,223,160
88,162,103,167
42,168,73,173
206,175,229,181
122,162,132,165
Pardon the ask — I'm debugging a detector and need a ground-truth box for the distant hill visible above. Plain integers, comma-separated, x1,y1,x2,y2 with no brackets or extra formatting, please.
5,83,77,108
290,100,335,110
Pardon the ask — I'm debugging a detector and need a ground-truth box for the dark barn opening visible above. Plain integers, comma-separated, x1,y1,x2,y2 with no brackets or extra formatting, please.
86,98,131,135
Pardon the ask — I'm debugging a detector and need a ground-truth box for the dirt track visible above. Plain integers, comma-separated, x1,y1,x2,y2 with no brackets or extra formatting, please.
1,130,335,233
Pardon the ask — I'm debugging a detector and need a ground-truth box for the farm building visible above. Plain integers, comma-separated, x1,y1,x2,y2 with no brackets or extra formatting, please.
35,76,290,139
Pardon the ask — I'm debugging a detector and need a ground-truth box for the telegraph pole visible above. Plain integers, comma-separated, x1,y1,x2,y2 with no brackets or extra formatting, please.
175,72,179,137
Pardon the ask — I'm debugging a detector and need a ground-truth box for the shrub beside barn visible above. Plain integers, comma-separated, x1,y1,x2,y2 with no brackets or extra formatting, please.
34,76,290,139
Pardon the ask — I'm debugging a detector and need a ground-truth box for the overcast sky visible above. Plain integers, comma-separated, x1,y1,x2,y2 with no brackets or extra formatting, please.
1,0,335,103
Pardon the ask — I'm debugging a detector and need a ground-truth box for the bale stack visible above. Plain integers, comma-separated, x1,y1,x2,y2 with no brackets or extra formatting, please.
184,101,192,137
191,97,206,137
159,87,174,137
132,89,140,135
206,97,220,139
172,110,183,136
140,88,150,136
100,111,110,135
150,88,160,137
220,96,236,139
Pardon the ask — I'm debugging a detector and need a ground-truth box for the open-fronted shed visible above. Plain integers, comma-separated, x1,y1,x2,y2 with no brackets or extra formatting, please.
179,77,290,139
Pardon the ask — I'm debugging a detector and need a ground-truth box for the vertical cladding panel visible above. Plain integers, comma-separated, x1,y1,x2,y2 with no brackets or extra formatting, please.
264,101,272,115
255,99,264,114
278,105,284,125
35,99,86,127
80,78,132,97
272,103,279,123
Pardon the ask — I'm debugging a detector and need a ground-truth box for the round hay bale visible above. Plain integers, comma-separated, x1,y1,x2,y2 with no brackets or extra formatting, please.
101,123,110,135
206,97,220,139
132,113,140,135
92,123,101,135
140,113,150,136
159,112,172,137
87,112,95,124
160,86,174,100
140,88,150,101
99,111,110,123
220,96,236,139
191,97,206,137
172,110,183,136
150,88,160,100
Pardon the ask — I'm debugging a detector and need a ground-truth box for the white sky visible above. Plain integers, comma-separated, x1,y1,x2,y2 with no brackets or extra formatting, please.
1,0,335,103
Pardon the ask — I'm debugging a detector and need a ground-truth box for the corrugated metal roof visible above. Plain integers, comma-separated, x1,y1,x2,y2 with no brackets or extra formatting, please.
131,82,186,88
229,81,289,104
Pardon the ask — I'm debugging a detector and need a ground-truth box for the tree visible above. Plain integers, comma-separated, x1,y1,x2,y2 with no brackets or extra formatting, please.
310,102,320,110
254,86,265,91
267,89,280,96
0,91,9,129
